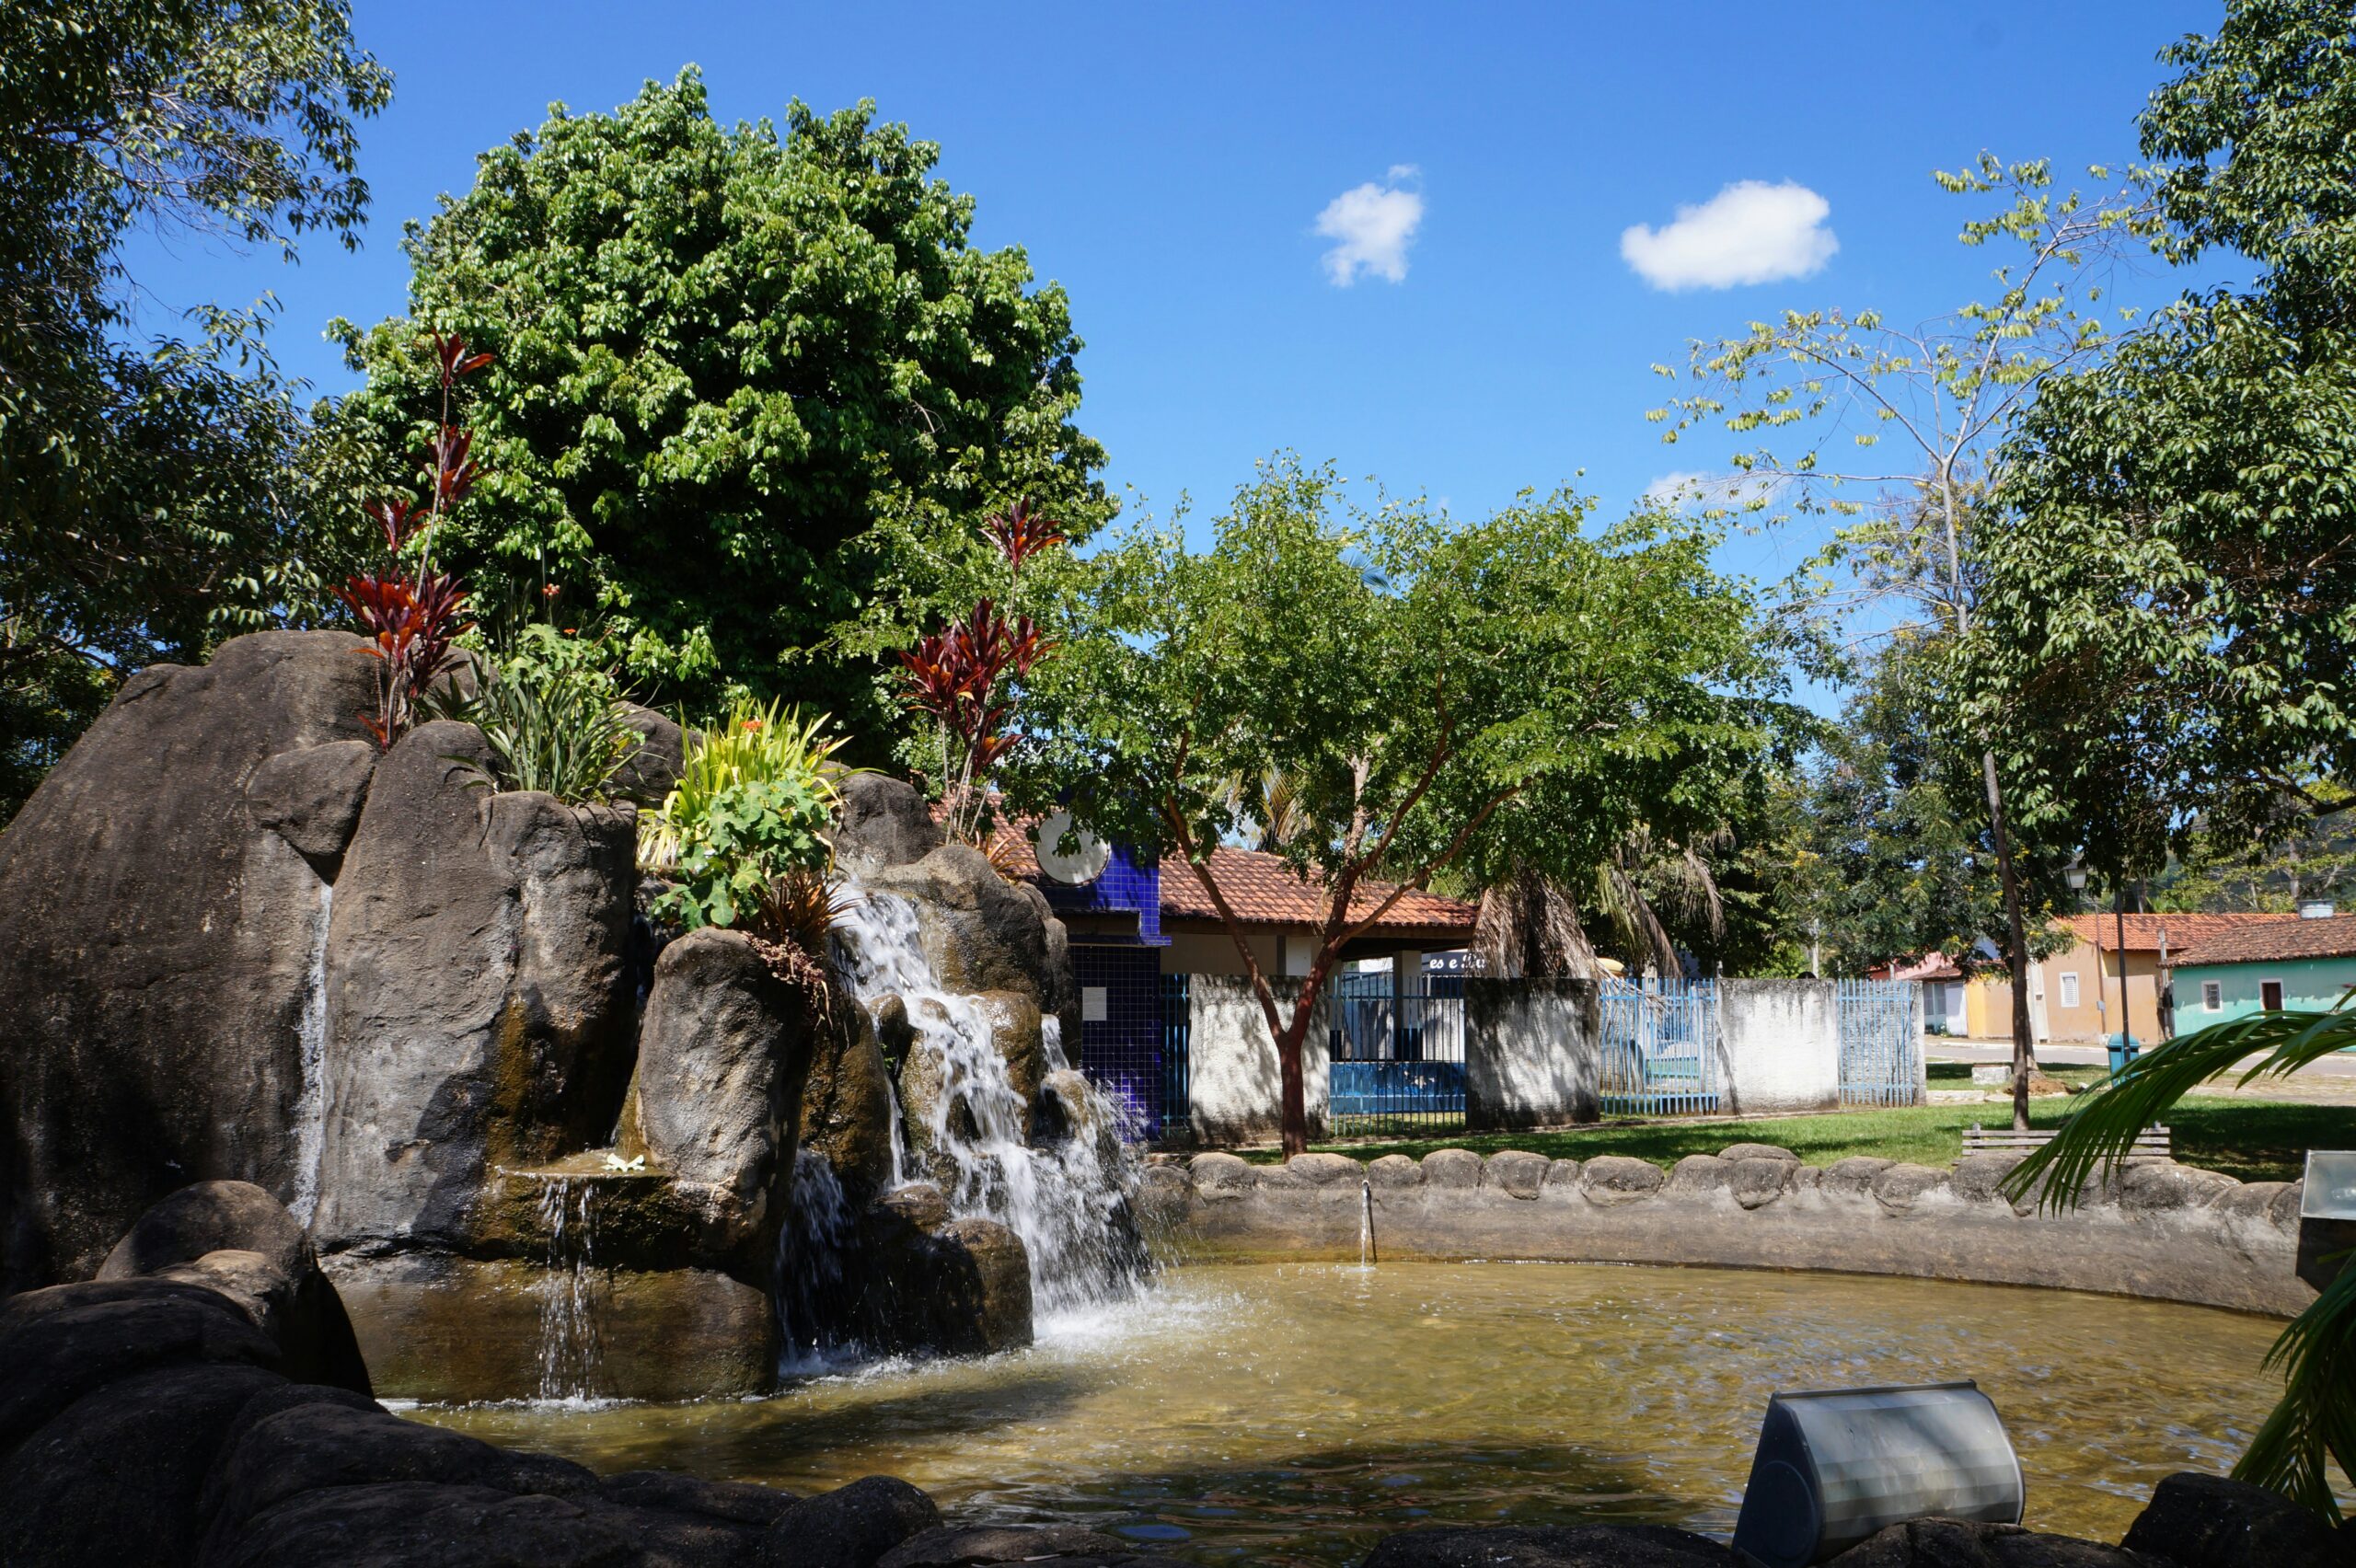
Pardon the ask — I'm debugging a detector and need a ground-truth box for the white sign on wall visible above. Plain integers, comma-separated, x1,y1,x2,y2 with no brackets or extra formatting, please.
1081,986,1108,1022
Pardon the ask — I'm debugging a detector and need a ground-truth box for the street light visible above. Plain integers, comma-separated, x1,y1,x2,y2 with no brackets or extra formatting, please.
2064,860,2088,895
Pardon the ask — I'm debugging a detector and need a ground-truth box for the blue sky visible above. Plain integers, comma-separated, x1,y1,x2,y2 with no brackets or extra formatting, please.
134,0,2233,598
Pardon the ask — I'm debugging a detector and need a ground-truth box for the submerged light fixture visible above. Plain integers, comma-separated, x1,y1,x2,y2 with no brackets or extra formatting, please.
1729,1380,2023,1568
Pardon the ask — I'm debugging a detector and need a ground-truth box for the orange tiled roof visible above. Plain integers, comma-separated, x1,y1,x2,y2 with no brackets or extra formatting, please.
1159,845,1477,935
2058,911,2296,955
973,808,1475,937
2171,913,2356,967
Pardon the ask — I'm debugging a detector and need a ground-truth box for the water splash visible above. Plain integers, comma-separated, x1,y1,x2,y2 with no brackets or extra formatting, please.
1359,1180,1378,1268
535,1176,606,1401
830,891,1145,1317
287,882,333,1228
1042,1014,1068,1071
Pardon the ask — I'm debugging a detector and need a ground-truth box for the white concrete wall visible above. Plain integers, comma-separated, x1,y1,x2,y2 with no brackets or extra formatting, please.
1186,974,1329,1142
1719,979,1841,1113
1465,978,1599,1129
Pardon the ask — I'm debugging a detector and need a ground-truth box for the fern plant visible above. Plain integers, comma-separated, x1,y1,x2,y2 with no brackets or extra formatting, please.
2004,1007,2356,1519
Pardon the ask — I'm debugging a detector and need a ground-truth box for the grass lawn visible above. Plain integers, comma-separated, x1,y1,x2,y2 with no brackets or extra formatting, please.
1234,1090,2349,1184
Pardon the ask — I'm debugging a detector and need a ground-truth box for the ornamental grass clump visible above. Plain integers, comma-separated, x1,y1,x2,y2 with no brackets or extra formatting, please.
429,660,641,803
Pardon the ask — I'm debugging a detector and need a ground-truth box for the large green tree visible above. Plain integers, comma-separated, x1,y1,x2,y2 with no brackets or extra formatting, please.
1969,0,2356,873
318,70,1111,743
0,0,390,818
1011,456,1779,1153
1650,156,2146,1124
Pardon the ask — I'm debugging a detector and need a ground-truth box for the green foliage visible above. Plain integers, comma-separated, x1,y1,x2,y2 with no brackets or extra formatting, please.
425,661,640,804
654,777,835,932
641,698,847,936
2004,1008,2356,1518
314,69,1111,750
1021,457,1778,894
2152,784,2356,914
1786,635,2075,974
0,0,390,823
1968,0,2356,868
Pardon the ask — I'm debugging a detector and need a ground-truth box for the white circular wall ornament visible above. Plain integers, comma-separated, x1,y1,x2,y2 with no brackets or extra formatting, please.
1034,809,1112,885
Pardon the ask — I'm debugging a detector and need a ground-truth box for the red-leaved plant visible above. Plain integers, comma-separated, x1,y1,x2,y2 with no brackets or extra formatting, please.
335,332,492,747
899,499,1066,845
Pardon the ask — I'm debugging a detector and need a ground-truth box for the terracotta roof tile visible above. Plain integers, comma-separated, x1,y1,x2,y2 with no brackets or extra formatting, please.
1159,846,1477,936
2058,911,2297,955
968,806,1475,937
2171,914,2356,967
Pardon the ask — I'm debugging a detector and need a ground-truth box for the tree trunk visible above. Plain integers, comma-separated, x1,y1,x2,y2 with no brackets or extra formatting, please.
1981,748,2037,1133
1276,1002,1311,1157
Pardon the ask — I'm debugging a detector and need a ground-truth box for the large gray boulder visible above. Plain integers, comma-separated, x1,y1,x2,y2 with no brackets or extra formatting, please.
829,774,943,877
312,721,638,1256
631,928,820,1262
95,1180,369,1394
2120,1471,2342,1568
0,630,378,1288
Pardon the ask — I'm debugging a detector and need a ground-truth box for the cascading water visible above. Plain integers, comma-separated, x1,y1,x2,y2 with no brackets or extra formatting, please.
287,882,333,1228
535,1176,606,1401
775,1148,856,1370
828,890,1145,1319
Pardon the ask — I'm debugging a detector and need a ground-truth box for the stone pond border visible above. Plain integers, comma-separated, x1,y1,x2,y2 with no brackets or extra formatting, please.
1138,1143,2309,1317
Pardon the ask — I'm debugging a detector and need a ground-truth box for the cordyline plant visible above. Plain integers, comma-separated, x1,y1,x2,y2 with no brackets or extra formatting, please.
898,499,1066,845
334,331,491,746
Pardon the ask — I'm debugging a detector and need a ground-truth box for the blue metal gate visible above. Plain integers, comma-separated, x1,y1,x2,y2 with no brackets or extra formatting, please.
1837,978,1923,1106
1161,972,1192,1139
1327,970,1466,1133
1599,976,1722,1115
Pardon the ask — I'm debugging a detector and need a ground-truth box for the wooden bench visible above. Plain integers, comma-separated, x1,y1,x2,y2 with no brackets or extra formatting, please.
1961,1124,2170,1159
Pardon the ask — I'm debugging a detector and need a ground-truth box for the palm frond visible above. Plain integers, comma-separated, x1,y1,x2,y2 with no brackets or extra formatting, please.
2233,1259,2356,1522
1999,1003,2356,1524
2004,1007,2356,1212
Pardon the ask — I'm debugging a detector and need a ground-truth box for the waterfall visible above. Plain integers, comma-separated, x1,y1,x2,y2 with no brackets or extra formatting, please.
829,891,1145,1318
535,1176,606,1401
775,1148,857,1370
287,882,333,1228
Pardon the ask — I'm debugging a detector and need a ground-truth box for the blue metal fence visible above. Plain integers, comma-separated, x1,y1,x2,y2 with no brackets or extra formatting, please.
1836,978,1923,1106
1599,976,1722,1115
1327,970,1466,1133
1161,972,1192,1138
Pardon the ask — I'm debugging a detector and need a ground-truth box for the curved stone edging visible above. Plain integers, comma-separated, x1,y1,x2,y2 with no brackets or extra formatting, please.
1140,1144,2310,1317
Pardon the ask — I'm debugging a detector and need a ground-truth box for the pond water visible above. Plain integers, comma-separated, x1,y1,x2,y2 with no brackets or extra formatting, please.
412,1261,2282,1565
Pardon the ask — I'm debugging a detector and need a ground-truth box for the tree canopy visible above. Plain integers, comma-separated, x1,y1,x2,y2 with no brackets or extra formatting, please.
316,69,1112,744
1967,0,2356,870
0,0,389,818
1011,456,1782,1148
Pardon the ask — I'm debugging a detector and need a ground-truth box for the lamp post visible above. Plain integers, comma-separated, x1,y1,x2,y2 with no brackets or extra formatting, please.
2113,877,2135,1067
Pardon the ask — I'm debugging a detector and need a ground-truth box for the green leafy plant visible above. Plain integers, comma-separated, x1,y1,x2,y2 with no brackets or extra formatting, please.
640,698,849,939
427,661,640,803
654,777,833,931
2004,1009,2356,1518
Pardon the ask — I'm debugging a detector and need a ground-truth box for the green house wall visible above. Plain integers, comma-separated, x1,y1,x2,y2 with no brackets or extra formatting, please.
2174,952,2356,1025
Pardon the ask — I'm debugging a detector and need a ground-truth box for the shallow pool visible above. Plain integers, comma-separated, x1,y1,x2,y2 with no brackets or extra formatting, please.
413,1262,2282,1564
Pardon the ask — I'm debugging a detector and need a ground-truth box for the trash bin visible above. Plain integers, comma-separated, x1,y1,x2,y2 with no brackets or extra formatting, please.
2105,1032,2140,1076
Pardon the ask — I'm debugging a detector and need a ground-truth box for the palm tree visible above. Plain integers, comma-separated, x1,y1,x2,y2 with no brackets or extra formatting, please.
2004,1009,2356,1520
1473,827,1729,980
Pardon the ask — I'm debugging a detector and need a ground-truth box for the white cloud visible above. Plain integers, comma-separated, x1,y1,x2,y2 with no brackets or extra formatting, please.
1316,169,1424,285
1620,180,1837,292
1642,470,1784,512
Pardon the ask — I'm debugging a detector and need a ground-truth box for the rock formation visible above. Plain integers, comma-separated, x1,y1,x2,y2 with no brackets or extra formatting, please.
0,631,379,1288
1,633,1099,1395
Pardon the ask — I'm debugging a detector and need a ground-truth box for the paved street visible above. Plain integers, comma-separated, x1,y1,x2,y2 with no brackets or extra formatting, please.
1929,1037,2356,1105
